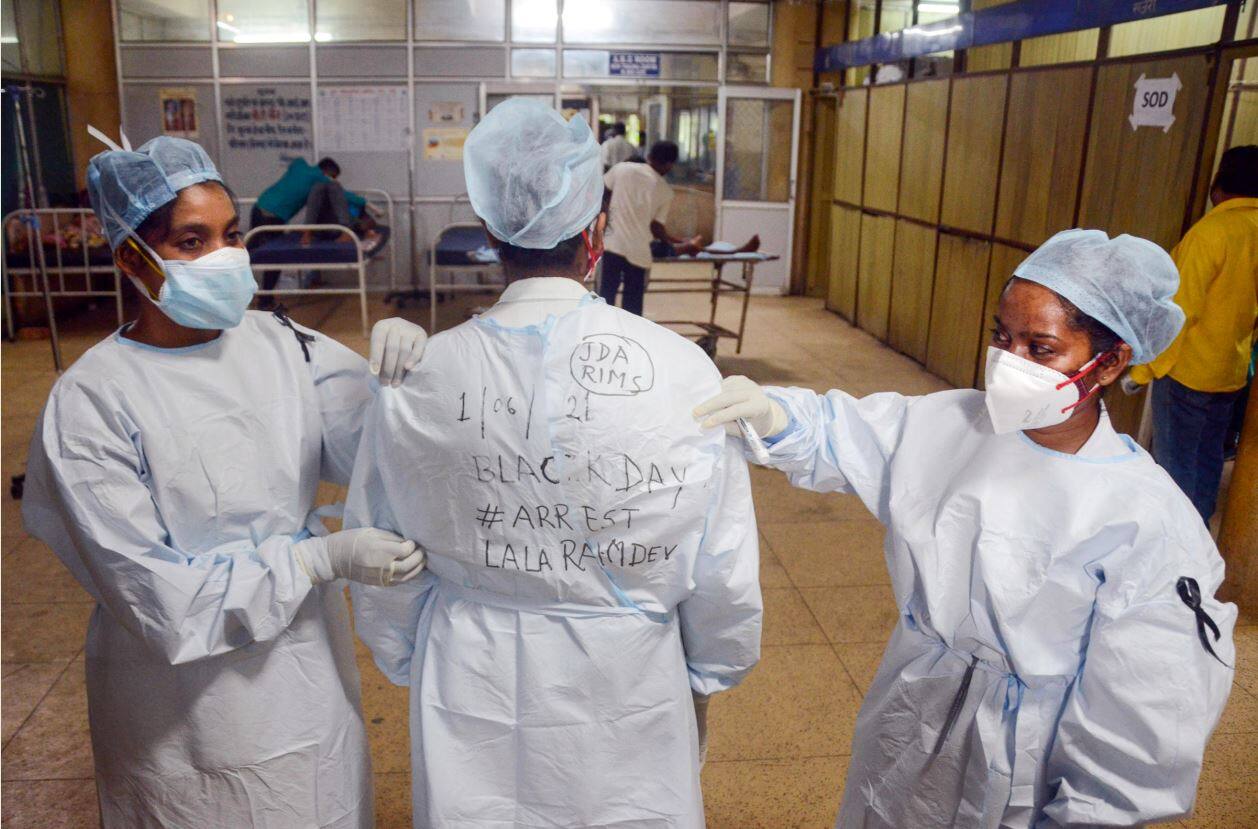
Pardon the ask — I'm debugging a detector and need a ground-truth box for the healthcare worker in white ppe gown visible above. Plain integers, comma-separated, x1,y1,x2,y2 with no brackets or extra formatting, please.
349,98,763,828
22,134,429,828
695,230,1235,828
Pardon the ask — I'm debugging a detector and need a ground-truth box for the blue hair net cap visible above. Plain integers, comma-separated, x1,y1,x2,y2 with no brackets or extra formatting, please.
87,136,223,249
1013,228,1185,365
463,98,603,250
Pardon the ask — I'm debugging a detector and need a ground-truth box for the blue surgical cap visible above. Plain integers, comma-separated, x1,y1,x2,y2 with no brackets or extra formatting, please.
463,98,603,250
87,136,223,249
1013,229,1185,365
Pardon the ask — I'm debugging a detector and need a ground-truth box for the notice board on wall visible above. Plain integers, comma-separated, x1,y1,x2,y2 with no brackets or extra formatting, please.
318,86,410,153
222,87,312,153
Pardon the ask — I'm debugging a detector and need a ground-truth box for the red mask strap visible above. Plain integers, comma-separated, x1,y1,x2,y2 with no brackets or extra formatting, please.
1057,345,1123,413
582,230,602,276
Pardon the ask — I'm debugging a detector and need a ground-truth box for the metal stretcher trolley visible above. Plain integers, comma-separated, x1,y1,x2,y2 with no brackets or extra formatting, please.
647,252,777,357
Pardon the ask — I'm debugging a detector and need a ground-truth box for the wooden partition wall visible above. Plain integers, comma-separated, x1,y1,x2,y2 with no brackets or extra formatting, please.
824,47,1232,435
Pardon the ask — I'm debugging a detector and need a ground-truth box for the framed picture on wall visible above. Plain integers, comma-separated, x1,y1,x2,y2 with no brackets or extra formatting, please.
159,88,198,138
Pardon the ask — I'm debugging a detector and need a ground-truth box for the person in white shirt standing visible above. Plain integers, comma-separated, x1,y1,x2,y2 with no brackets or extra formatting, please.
600,141,700,316
599,122,637,169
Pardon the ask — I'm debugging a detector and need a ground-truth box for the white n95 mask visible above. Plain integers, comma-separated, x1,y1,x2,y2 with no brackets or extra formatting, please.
983,346,1109,434
126,238,257,330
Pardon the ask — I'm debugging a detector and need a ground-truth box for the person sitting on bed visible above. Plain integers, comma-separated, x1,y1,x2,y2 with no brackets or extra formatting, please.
249,156,386,308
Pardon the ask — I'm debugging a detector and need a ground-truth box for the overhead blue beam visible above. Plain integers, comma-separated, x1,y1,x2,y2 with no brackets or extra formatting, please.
815,0,1230,72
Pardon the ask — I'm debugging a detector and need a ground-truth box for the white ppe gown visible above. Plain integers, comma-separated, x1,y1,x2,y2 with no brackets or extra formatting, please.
348,292,762,829
21,311,376,828
760,387,1235,829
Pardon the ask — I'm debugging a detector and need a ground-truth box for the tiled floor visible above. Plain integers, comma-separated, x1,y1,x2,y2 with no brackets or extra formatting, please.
2,284,1255,827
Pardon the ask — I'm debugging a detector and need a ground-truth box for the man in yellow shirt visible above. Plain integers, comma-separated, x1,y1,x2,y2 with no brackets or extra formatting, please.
1131,145,1257,522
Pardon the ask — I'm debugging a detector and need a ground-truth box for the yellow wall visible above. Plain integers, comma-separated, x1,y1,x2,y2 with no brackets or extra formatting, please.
60,0,120,189
815,47,1226,437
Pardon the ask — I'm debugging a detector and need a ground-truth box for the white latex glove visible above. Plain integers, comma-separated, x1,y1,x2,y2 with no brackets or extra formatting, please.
693,692,710,768
369,317,428,387
1119,372,1144,396
692,375,789,438
294,527,425,587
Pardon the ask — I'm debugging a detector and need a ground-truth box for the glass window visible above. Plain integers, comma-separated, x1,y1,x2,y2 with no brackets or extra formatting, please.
415,0,505,41
1019,29,1097,67
722,97,792,201
119,0,210,42
1108,6,1226,57
729,2,769,48
916,1,960,24
512,48,556,77
727,52,768,83
512,0,557,43
1237,0,1257,41
847,0,875,86
317,0,405,41
1,0,18,74
562,1,720,46
878,0,913,34
216,0,311,43
1,0,64,75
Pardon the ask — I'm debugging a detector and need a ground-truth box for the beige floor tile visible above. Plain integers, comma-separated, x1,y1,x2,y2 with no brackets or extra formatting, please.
373,770,414,829
707,644,861,762
0,778,100,829
1215,685,1258,735
2,492,28,544
751,468,872,525
358,656,413,775
702,756,848,829
761,520,888,588
762,588,828,646
1179,731,1258,828
832,643,887,697
799,585,900,645
2,658,94,780
2,659,71,745
2,538,92,604
1,602,91,662
757,533,793,588
1233,625,1257,696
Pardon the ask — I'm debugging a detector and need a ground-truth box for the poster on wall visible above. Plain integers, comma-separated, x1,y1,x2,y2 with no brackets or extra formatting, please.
423,127,468,161
160,88,199,138
318,87,410,153
428,101,465,124
1129,73,1182,132
222,87,312,154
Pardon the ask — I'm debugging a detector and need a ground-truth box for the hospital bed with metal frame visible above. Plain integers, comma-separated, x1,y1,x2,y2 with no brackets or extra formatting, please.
238,189,398,338
385,195,502,331
2,206,124,349
243,223,371,337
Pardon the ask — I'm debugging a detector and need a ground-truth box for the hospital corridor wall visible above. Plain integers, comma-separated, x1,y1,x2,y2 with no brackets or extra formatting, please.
811,28,1257,441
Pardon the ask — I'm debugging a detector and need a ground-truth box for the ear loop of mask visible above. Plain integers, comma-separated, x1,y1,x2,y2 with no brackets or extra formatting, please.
1055,346,1122,414
100,198,165,303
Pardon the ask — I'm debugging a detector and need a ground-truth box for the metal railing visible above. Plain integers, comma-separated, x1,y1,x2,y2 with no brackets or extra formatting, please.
242,223,370,337
2,207,125,358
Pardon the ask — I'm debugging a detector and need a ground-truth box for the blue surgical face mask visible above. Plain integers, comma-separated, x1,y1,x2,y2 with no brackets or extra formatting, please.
126,235,257,330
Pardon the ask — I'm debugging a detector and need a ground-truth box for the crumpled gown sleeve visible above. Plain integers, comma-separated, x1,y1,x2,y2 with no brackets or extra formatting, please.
20,399,316,666
300,322,375,486
1038,533,1236,827
758,386,912,523
344,390,435,686
679,440,763,695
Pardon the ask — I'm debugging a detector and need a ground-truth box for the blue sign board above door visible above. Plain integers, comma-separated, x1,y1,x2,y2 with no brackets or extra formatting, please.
610,52,661,77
